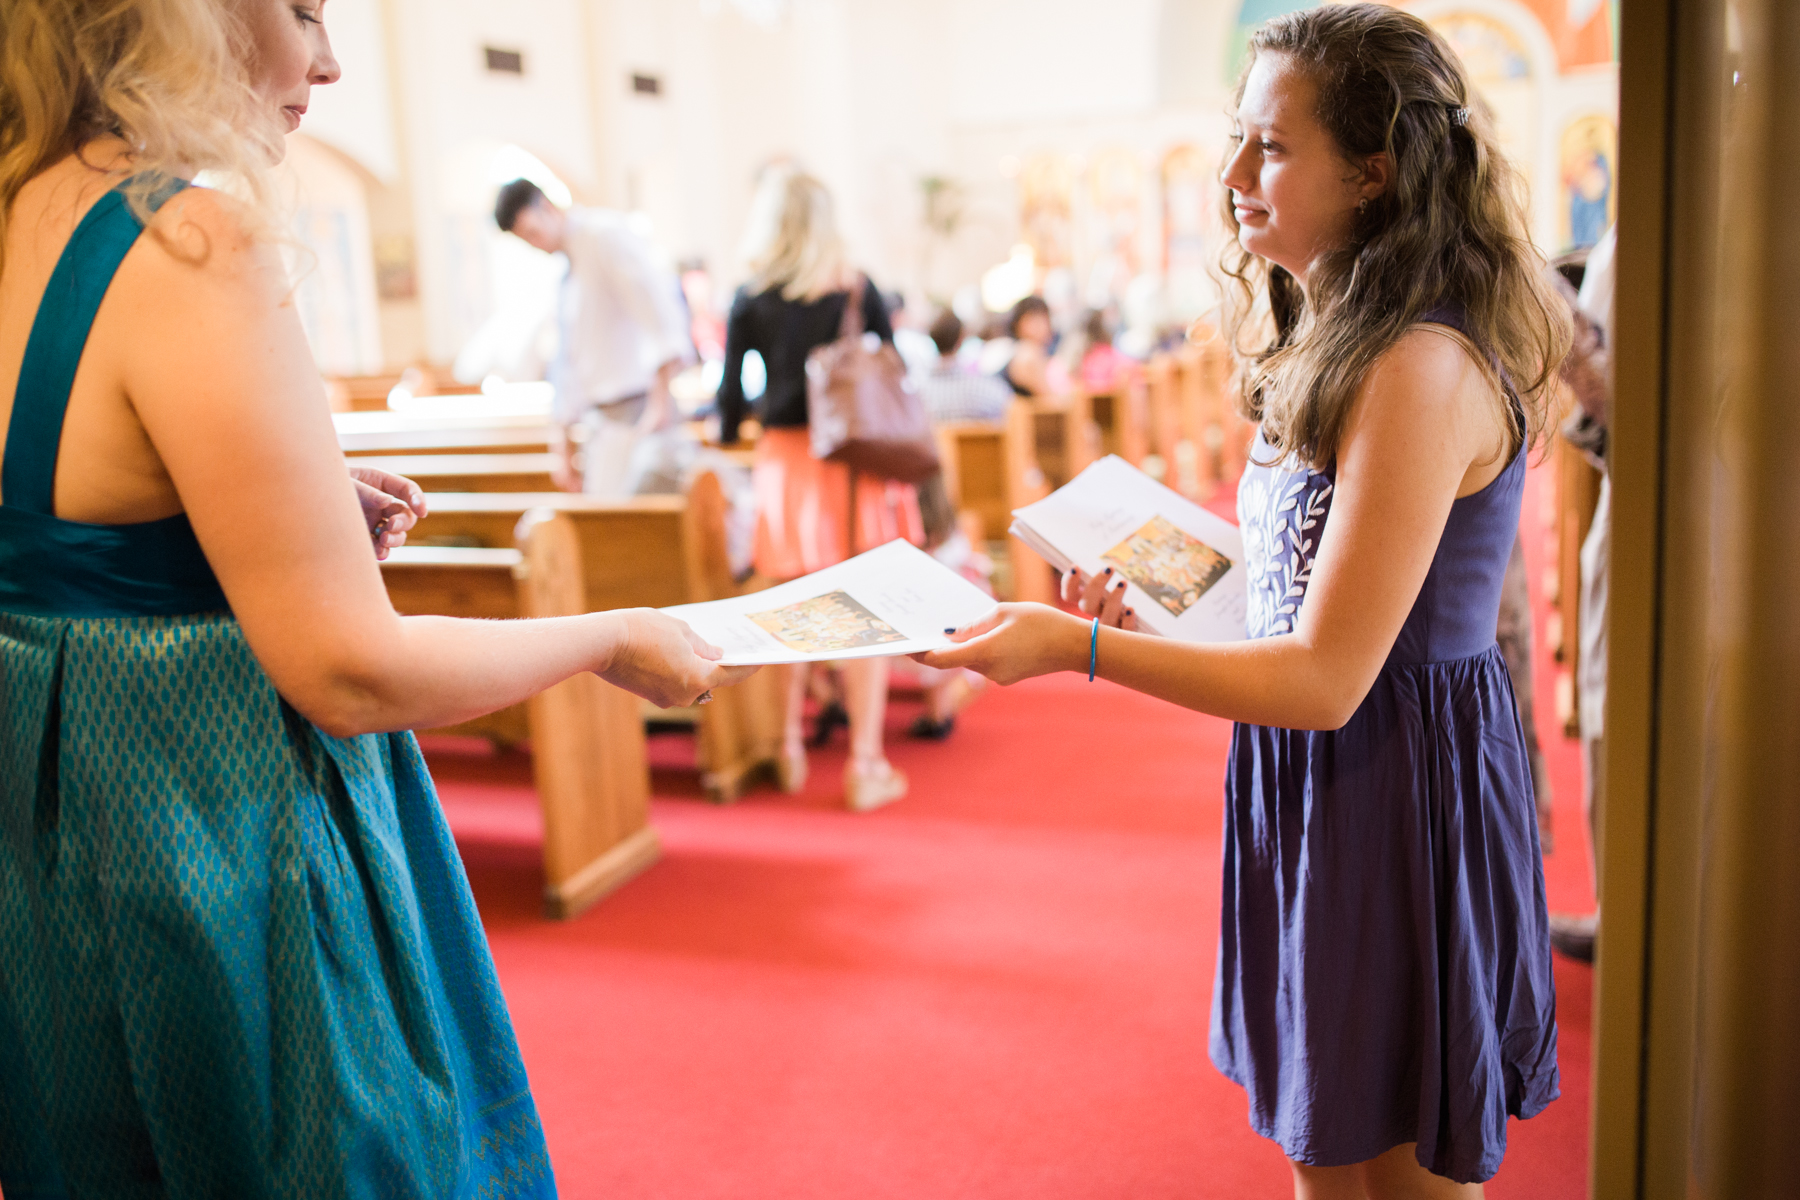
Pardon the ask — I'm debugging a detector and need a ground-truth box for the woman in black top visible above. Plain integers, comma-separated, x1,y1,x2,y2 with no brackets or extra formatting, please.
715,275,893,443
718,170,922,813
1001,294,1054,397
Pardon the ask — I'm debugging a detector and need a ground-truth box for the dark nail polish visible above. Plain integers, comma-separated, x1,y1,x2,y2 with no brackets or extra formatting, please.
943,627,956,633
1103,567,1113,575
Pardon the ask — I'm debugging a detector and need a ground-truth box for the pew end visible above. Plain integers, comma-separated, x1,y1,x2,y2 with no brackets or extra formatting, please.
516,473,785,805
513,512,663,917
380,542,658,919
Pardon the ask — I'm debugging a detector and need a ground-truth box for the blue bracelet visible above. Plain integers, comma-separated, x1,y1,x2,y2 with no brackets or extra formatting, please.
1088,617,1100,682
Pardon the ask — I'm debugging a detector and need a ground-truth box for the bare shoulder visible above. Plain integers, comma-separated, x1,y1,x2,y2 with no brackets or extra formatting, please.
1371,325,1490,401
1353,326,1501,437
103,187,311,406
1341,325,1512,493
124,186,286,296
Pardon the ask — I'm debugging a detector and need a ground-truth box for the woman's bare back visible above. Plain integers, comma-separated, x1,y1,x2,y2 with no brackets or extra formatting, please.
0,142,188,523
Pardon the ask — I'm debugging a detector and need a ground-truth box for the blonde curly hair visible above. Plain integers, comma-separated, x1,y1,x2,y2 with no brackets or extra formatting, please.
0,0,280,270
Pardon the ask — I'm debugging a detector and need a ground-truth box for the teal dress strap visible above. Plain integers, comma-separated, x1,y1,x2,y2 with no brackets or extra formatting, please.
0,175,227,617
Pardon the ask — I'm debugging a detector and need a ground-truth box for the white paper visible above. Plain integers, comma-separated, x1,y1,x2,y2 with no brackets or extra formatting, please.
1010,455,1248,642
662,540,999,666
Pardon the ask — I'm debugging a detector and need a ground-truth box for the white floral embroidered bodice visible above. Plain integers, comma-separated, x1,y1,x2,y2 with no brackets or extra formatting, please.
1235,422,1526,662
1237,435,1335,639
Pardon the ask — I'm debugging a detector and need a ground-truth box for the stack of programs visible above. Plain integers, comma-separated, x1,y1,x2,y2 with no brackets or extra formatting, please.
1010,455,1248,642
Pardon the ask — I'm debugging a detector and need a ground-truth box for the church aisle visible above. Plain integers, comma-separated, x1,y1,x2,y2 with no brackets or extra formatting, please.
431,539,1592,1200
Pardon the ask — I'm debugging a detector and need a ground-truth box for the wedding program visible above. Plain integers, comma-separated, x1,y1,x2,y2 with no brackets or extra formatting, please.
661,540,999,666
1010,455,1249,642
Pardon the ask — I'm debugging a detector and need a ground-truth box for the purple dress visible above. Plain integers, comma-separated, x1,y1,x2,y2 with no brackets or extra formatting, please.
1209,314,1559,1184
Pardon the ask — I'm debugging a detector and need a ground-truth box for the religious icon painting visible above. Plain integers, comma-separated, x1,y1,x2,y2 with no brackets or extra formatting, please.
1101,515,1232,618
747,591,908,655
1018,153,1075,270
1162,144,1216,324
1559,114,1617,251
1081,146,1144,298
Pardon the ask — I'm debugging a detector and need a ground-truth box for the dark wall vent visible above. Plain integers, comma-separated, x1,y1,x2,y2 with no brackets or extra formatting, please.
631,73,663,96
484,47,525,75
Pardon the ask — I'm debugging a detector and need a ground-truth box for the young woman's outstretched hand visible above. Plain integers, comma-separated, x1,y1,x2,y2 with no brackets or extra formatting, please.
599,609,757,707
916,603,1088,685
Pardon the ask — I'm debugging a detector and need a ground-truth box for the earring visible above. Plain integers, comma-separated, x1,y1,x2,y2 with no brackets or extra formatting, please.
1358,197,1370,214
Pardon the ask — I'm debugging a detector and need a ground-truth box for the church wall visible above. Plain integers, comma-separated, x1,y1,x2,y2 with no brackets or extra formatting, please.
295,0,1615,376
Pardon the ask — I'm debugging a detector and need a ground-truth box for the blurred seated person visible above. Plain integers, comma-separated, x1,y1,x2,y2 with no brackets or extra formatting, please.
885,289,942,381
920,309,1013,423
1078,308,1135,392
1000,294,1055,398
495,179,692,493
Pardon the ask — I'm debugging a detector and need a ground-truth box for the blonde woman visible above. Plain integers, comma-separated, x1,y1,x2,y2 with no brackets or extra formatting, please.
716,170,921,811
0,1,748,1193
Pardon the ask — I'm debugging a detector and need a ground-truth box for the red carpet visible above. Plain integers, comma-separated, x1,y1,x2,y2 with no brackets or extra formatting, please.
430,457,1595,1199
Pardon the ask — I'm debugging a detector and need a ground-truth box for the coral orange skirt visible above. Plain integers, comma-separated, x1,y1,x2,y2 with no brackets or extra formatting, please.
752,428,924,579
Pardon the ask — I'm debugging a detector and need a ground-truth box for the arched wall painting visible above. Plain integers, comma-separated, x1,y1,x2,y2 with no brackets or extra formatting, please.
281,136,383,376
1559,114,1616,251
1515,0,1615,68
1428,11,1538,186
1017,153,1075,271
1227,0,1320,80
1080,147,1144,306
1162,144,1216,324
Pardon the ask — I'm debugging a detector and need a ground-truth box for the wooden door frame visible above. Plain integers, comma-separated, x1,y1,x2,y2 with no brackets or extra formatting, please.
1595,0,1800,1195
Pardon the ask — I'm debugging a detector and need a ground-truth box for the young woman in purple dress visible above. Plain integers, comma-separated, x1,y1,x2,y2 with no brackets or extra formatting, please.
922,5,1570,1195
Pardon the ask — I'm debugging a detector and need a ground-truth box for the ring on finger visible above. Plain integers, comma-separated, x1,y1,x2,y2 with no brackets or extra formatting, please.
696,690,714,705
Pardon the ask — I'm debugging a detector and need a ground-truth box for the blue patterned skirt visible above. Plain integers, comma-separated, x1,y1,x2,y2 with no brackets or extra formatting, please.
0,611,555,1198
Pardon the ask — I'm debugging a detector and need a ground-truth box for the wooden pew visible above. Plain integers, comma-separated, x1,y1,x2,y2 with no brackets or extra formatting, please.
1081,375,1151,468
1001,399,1057,603
933,420,1011,542
1553,430,1603,738
335,410,555,457
1145,354,1184,476
380,545,656,918
1056,393,1101,480
325,369,485,413
1173,345,1219,500
407,478,784,804
352,452,559,494
1185,323,1252,483
518,477,786,804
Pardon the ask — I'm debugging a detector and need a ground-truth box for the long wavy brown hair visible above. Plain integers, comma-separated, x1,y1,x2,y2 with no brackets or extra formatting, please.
1219,3,1571,468
0,0,279,273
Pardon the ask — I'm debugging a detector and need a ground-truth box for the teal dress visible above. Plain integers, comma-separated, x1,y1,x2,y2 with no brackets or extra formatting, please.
0,181,556,1197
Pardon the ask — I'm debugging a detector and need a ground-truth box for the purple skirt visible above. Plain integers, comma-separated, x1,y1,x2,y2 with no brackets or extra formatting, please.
1209,645,1559,1184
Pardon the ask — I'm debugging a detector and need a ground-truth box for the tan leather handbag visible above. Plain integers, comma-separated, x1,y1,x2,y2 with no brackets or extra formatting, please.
805,278,940,482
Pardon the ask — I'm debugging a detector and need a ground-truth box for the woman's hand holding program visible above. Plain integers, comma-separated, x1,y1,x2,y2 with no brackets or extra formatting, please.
599,609,758,707
349,466,429,560
915,603,1090,686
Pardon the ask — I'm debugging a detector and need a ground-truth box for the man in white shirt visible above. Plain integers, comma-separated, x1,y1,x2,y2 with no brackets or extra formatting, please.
495,179,693,493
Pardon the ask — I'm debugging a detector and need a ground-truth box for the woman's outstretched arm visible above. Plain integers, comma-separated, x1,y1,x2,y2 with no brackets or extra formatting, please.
921,328,1513,730
111,188,750,737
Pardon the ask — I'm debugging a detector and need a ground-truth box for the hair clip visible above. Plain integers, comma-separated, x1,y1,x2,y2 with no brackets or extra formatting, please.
1450,106,1471,127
